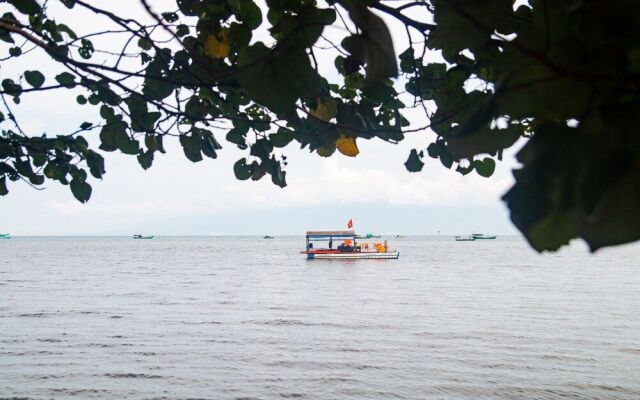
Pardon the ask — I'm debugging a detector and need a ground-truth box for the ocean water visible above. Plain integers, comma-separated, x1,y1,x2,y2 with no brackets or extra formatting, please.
1,236,639,400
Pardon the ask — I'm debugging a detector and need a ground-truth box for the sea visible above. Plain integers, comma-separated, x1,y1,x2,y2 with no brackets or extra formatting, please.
1,236,639,400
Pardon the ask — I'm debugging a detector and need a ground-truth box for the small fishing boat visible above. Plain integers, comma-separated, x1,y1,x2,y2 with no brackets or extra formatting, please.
395,234,406,238
472,233,497,240
364,233,381,239
304,230,399,259
264,235,274,239
0,233,11,239
455,235,475,241
133,234,154,239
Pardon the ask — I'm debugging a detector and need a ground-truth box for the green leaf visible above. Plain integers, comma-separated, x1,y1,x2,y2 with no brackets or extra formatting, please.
29,174,45,185
161,12,179,23
70,178,92,203
404,149,424,172
233,158,253,180
118,139,140,155
271,6,335,49
446,125,523,159
137,150,154,170
2,79,22,96
86,151,105,179
177,0,202,16
249,139,273,160
179,134,203,162
399,48,414,74
78,39,94,59
55,72,76,88
473,158,495,177
124,96,158,132
200,131,222,159
8,0,41,15
60,0,76,9
24,70,45,88
99,121,134,153
142,78,174,101
269,128,294,148
341,3,398,82
80,122,92,129
137,37,153,50
8,46,21,57
0,176,8,195
236,42,322,113
228,0,263,30
176,24,189,37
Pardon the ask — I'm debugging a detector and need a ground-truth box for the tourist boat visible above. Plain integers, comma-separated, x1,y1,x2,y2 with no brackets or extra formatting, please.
455,235,475,241
133,234,154,239
472,233,497,240
304,230,399,259
0,233,10,239
363,233,381,238
264,235,274,239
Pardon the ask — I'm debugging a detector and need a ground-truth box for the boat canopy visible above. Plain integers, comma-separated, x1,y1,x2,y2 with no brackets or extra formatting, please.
306,230,355,239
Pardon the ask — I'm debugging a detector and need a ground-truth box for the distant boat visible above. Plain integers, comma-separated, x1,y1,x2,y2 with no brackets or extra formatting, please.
395,235,406,238
133,234,154,239
455,235,475,241
0,233,10,239
365,233,381,239
304,230,399,259
264,235,274,239
472,233,497,240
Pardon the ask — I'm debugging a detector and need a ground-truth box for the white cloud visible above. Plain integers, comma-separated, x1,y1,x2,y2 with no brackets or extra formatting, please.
46,198,208,218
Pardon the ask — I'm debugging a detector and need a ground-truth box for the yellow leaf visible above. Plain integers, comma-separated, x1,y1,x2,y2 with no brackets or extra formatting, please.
204,30,230,59
316,141,336,157
336,135,359,157
310,98,337,121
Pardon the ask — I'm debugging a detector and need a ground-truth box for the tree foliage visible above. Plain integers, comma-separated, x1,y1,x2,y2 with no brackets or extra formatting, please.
0,0,639,252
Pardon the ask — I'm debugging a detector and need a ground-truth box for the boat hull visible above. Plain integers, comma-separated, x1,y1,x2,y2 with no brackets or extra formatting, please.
307,251,399,260
472,234,497,239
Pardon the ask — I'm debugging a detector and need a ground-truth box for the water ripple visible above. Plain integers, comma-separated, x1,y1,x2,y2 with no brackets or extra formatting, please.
1,236,639,399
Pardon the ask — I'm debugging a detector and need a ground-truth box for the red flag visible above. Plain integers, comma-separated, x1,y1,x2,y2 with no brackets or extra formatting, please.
347,219,353,229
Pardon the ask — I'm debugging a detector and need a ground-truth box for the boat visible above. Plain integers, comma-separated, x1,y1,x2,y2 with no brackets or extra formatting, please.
0,233,10,239
133,234,154,239
455,235,475,241
395,234,406,238
365,233,381,239
264,235,274,239
304,230,399,259
472,233,497,239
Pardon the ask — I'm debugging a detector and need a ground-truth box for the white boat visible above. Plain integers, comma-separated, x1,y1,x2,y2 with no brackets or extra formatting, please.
455,235,475,241
472,233,497,240
133,234,154,239
304,230,399,260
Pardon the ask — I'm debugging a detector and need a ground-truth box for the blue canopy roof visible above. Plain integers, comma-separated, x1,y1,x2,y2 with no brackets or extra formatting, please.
306,230,355,239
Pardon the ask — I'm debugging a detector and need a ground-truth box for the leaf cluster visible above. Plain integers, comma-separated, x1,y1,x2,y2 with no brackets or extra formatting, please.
1,0,639,251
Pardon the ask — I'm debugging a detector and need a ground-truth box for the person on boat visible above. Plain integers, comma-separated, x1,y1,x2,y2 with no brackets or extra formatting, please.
329,239,333,249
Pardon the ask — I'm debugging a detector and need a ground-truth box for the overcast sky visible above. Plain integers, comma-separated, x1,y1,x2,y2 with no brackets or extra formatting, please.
0,1,522,236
